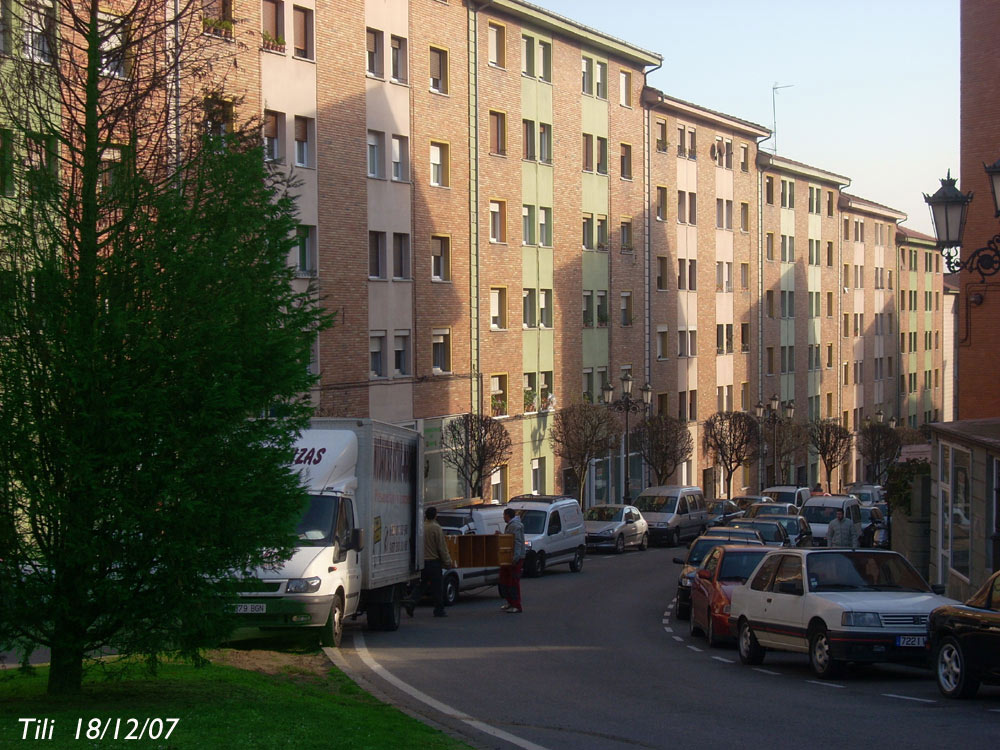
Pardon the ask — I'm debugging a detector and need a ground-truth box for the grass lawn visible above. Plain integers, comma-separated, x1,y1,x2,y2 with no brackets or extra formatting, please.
0,648,470,749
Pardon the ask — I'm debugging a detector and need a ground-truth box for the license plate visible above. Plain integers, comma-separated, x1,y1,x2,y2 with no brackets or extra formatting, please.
896,635,926,647
234,603,266,614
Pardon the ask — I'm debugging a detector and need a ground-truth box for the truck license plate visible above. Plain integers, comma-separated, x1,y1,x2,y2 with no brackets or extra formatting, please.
895,635,925,647
235,603,266,614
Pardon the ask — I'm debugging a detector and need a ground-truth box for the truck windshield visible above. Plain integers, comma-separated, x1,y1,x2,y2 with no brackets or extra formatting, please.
296,495,340,546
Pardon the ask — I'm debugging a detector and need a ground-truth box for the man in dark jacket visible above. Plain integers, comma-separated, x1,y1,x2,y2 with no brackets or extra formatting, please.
404,506,453,617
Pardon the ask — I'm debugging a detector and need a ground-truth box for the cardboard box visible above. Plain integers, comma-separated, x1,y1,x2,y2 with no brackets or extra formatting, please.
445,534,513,567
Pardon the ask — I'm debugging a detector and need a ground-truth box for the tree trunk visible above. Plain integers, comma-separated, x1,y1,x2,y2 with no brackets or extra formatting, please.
47,640,85,695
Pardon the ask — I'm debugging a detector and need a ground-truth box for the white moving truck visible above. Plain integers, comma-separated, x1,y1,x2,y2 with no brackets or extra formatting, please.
234,419,423,647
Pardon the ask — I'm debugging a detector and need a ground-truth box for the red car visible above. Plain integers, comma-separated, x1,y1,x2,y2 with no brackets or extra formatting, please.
689,545,769,646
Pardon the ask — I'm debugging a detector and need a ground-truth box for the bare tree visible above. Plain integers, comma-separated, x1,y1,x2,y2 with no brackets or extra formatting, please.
633,414,693,485
809,420,853,493
441,414,512,499
549,403,622,503
776,420,809,482
857,422,902,486
703,411,761,499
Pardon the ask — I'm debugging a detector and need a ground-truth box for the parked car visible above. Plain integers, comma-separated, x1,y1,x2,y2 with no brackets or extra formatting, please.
929,569,1000,698
859,505,889,549
769,515,814,548
701,527,765,544
845,483,885,506
761,485,811,509
730,549,956,678
634,485,709,546
507,495,586,577
706,499,744,526
584,504,649,553
726,519,791,547
689,545,771,646
799,494,862,547
745,502,798,519
733,495,769,513
673,535,762,620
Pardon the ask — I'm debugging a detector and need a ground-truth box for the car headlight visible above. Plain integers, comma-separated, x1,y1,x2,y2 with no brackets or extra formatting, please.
596,529,614,537
652,522,669,528
679,576,693,588
286,577,322,594
841,611,881,627
523,539,532,548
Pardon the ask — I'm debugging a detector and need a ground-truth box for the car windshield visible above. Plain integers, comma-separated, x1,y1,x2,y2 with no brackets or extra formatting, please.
775,518,799,535
734,522,781,542
754,505,786,516
709,529,755,540
686,538,724,565
707,501,728,514
296,495,339,546
437,513,467,531
519,509,547,535
801,505,840,524
635,495,677,513
860,507,874,524
806,552,931,592
719,551,770,582
763,491,794,504
586,507,623,522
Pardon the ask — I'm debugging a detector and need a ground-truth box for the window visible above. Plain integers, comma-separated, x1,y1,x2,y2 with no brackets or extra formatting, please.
531,458,545,494
24,2,55,63
741,322,750,352
391,135,409,181
688,193,697,225
429,47,448,93
620,219,633,251
292,5,313,59
826,291,833,317
521,34,534,76
540,371,553,408
581,56,594,94
0,1,10,55
431,235,450,281
619,70,632,106
741,263,749,290
366,28,383,76
596,61,607,99
538,40,551,81
392,233,410,279
98,143,125,193
393,332,410,376
488,110,506,155
677,190,687,224
429,141,449,186
620,143,632,179
369,333,386,378
597,137,608,174
766,232,774,260
689,390,698,421
620,292,632,326
583,291,594,327
827,241,833,266
765,176,774,205
766,290,774,318
656,257,668,290
582,214,594,249
656,186,667,221
539,289,552,327
582,133,593,172
740,144,749,171
677,258,687,290
490,287,507,329
390,35,407,82
657,326,669,359
263,110,283,161
780,179,795,208
766,347,774,375
366,130,385,178
522,204,536,245
596,291,608,326
655,120,667,152
740,202,749,232
487,22,505,67
489,200,506,243
688,259,697,290
539,123,552,163
780,234,794,262
432,329,451,373
99,13,129,78
522,119,535,160
294,225,316,276
368,231,386,279
490,375,508,416
204,97,233,138
583,369,594,403
294,116,313,167
539,207,552,246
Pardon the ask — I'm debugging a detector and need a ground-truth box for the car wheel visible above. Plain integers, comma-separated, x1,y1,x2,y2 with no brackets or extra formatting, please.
738,619,765,665
675,596,690,621
569,548,584,572
809,627,845,679
668,528,680,547
638,533,649,551
523,553,539,578
615,535,625,554
689,609,703,637
936,636,981,699
706,611,721,648
535,551,546,576
320,595,344,648
443,574,459,607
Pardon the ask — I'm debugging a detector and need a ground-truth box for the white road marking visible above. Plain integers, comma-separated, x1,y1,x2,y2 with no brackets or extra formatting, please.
753,668,781,675
807,680,844,688
712,656,735,664
989,709,1000,713
882,693,936,704
672,635,684,642
687,645,703,652
341,636,552,750
663,627,673,633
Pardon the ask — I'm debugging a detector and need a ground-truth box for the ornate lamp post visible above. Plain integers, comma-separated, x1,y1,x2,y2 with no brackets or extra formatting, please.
924,168,1000,287
603,373,652,503
755,395,794,486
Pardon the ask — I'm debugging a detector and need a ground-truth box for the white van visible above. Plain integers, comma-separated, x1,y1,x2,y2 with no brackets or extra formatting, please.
436,505,507,605
507,495,587,577
799,494,862,547
761,485,811,509
633,486,709,546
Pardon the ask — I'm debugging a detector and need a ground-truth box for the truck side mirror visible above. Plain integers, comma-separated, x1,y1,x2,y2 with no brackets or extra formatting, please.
350,528,364,553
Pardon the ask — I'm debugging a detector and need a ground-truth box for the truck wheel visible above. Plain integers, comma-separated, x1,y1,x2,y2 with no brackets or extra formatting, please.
569,548,584,572
366,606,383,630
319,595,344,648
444,574,459,607
380,597,402,631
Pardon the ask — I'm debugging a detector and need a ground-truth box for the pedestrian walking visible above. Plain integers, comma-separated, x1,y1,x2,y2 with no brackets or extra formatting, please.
403,506,453,618
499,507,525,614
826,508,856,549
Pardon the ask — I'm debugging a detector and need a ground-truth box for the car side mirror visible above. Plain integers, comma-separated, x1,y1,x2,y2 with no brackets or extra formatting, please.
349,528,364,552
626,518,635,524
673,557,685,565
931,584,946,595
697,569,712,580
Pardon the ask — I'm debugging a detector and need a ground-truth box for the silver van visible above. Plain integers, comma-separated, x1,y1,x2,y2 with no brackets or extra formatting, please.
633,485,709,546
507,495,587,576
799,494,862,547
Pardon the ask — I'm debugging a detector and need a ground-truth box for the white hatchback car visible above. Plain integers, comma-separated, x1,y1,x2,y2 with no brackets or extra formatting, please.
729,549,956,678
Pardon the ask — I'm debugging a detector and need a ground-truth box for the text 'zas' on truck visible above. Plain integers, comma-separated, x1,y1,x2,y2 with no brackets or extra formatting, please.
233,419,423,647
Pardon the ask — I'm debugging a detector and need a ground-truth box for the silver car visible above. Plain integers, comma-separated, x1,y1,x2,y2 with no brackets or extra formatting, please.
584,504,649,553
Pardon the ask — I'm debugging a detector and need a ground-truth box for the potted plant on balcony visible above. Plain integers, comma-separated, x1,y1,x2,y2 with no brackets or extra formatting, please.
261,30,285,52
202,16,235,38
491,394,507,417
523,388,538,413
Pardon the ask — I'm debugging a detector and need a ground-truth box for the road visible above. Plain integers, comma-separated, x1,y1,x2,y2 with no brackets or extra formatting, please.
333,546,1000,750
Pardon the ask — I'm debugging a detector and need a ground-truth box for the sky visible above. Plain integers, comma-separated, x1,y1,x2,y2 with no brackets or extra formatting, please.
538,0,959,235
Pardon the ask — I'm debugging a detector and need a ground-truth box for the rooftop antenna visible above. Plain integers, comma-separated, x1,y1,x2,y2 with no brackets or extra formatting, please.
771,82,793,154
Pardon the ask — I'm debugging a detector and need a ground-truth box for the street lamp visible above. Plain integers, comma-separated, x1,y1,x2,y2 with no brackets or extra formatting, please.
924,168,1000,287
755,395,794,487
603,373,652,503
